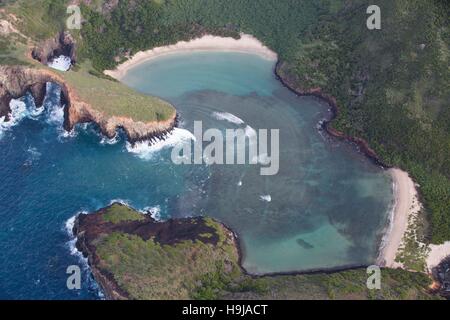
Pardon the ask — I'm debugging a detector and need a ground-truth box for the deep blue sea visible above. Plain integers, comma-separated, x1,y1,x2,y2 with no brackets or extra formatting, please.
0,52,393,299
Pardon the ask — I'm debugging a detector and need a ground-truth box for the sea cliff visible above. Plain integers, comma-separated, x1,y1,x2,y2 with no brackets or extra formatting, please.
0,65,177,143
73,203,240,300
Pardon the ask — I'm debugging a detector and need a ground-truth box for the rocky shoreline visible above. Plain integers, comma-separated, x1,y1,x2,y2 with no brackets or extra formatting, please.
275,60,450,293
72,203,443,300
0,65,177,143
72,203,239,300
274,61,388,168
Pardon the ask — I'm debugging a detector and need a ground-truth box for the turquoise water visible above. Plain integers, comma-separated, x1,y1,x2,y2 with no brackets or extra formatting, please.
0,52,393,299
122,52,394,274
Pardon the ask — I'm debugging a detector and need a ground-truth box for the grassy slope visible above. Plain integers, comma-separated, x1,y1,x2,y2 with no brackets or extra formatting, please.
0,0,175,122
96,223,240,300
74,0,449,245
91,206,439,300
102,203,145,224
62,62,175,122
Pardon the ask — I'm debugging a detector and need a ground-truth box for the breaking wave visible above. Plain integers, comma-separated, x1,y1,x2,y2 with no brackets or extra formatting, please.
108,198,131,207
259,195,272,202
100,135,120,145
64,213,105,299
126,128,195,160
0,98,28,138
212,111,245,125
141,205,162,221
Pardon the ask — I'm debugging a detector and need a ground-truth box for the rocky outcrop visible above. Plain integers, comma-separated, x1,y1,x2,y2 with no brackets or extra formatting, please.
0,66,58,120
73,203,233,300
31,31,76,66
432,257,450,299
0,65,177,142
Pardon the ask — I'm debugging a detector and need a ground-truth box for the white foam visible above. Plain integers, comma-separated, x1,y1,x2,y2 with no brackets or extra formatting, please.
244,125,257,138
60,129,77,140
259,195,272,202
100,135,120,145
7,98,28,123
126,128,195,160
48,55,72,71
141,205,162,221
212,112,245,125
109,199,131,207
64,212,105,299
316,119,325,130
30,106,45,118
47,106,64,126
0,98,29,138
41,83,69,139
65,213,88,259
238,180,243,186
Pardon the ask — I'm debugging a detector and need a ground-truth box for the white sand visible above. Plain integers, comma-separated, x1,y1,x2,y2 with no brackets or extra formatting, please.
104,32,450,273
378,168,450,272
378,168,421,267
104,34,278,80
427,242,450,272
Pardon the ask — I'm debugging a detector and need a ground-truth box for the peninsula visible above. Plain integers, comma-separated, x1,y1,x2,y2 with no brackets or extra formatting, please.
72,203,438,300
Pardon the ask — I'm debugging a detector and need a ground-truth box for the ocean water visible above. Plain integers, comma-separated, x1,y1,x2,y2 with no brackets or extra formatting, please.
0,52,393,299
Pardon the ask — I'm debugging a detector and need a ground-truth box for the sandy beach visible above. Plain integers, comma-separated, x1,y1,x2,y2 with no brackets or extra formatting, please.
378,168,421,267
427,242,450,272
378,168,450,272
104,34,278,80
105,32,450,274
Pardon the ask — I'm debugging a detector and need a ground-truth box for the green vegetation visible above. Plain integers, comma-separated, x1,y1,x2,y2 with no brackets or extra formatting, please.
91,207,438,300
102,203,146,224
5,0,67,40
1,0,449,242
95,217,241,300
395,209,430,272
0,1,175,122
60,61,175,122
72,0,449,244
288,0,450,243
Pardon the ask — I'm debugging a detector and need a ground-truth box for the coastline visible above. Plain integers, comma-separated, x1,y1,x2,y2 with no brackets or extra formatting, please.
377,168,450,274
377,168,421,268
104,34,278,80
104,33,450,275
0,65,178,144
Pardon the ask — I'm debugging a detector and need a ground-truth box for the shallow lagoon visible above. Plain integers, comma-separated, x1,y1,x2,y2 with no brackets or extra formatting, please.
122,52,394,274
0,52,393,299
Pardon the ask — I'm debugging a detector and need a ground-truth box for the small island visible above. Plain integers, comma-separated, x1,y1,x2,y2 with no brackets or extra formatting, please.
72,203,439,300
